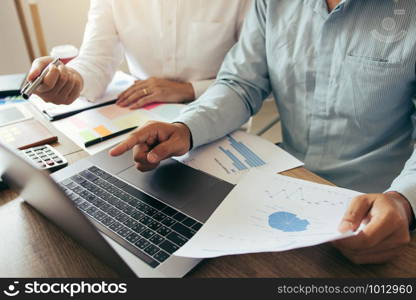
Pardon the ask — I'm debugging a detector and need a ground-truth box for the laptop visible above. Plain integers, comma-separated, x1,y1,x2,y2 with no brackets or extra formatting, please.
0,143,234,277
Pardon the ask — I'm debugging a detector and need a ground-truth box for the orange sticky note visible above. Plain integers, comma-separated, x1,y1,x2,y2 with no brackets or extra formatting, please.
94,125,112,137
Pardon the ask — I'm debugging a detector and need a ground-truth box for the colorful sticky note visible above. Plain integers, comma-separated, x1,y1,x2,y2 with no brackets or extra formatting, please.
97,104,130,120
79,130,96,142
113,111,150,130
142,102,163,111
69,116,88,129
94,125,112,137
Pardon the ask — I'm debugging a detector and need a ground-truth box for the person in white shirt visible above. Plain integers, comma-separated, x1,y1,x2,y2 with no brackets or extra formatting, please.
27,0,250,109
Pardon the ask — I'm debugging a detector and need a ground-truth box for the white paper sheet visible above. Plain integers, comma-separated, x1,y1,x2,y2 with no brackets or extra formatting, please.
174,130,304,184
174,170,361,258
29,71,135,119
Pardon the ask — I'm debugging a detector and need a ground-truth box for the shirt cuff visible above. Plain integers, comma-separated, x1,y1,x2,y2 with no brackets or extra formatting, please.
66,60,101,102
386,181,416,231
190,79,215,99
173,112,207,149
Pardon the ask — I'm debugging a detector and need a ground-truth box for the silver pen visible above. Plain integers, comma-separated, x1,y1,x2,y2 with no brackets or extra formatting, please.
21,58,61,99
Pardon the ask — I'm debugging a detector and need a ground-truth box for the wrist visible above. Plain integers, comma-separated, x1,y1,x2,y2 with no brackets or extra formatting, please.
67,67,84,92
385,191,415,229
172,122,193,151
179,82,195,102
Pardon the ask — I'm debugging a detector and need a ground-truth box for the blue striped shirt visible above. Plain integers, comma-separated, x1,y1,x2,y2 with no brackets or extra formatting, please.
176,0,416,214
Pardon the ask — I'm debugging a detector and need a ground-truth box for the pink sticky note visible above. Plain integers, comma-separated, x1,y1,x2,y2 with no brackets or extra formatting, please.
142,102,163,110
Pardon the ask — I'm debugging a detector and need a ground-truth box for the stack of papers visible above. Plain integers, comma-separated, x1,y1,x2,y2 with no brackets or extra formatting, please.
174,169,361,258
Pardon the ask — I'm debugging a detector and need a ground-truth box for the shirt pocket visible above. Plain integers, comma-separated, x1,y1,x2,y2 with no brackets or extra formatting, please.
337,54,407,131
187,21,236,75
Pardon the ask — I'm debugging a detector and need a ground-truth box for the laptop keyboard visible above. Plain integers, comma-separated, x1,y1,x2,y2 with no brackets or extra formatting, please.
58,166,203,269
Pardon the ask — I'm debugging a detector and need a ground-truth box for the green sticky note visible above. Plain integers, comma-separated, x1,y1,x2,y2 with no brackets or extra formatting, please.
79,130,96,142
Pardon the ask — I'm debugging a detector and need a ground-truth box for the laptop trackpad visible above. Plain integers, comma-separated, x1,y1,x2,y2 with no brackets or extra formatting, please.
117,159,219,209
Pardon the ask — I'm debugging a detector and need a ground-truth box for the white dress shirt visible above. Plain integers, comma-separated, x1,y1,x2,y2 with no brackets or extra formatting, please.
68,0,250,101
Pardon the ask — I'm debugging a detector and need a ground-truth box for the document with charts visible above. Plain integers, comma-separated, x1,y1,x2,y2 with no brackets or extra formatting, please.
174,130,303,184
174,170,361,258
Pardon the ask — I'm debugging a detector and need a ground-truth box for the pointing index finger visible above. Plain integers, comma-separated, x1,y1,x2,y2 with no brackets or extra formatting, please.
109,127,151,156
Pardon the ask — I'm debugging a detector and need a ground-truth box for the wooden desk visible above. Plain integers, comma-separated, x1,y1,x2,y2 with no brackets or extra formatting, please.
0,104,415,278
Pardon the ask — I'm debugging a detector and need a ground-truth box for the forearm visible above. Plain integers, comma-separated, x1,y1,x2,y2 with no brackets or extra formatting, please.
66,0,123,101
175,82,252,148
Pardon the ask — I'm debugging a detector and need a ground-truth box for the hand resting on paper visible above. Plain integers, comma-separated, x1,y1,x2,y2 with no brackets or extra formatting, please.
116,77,195,109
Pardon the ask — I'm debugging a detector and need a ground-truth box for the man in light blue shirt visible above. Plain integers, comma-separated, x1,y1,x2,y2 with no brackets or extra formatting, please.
111,0,416,264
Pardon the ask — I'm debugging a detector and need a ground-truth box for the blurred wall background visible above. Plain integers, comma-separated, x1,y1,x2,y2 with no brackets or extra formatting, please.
0,0,89,75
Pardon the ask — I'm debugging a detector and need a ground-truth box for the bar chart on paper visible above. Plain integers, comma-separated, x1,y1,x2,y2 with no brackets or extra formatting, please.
175,131,303,184
218,135,266,172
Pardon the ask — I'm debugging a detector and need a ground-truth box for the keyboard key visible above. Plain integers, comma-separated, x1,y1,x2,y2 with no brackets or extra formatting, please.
134,238,150,250
166,232,188,247
117,226,132,238
148,220,162,231
132,223,146,234
126,208,140,217
115,201,127,211
71,174,85,184
171,223,196,239
123,218,138,228
154,250,170,263
109,222,123,232
73,198,84,205
106,196,120,206
131,211,145,221
88,166,111,179
102,216,114,227
156,226,172,237
139,216,152,225
182,217,197,228
161,217,176,227
162,206,177,217
123,185,167,210
121,204,134,214
159,240,179,254
100,203,111,213
79,202,90,211
86,206,98,215
149,234,165,245
107,207,121,218
153,212,167,222
126,232,140,244
64,181,77,189
172,212,186,222
140,229,156,239
144,244,159,256
80,170,98,182
107,176,127,188
192,222,203,231
72,186,84,195
115,213,129,223
136,203,150,213
95,210,107,222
